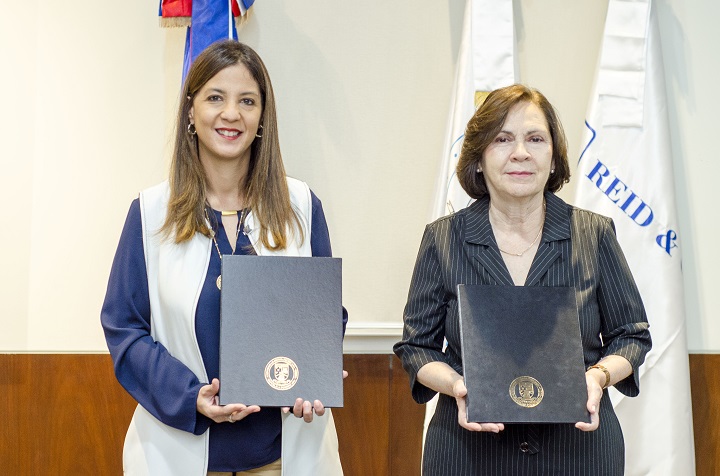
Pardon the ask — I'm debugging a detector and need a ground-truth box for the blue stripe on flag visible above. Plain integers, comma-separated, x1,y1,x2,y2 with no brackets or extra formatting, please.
182,0,239,81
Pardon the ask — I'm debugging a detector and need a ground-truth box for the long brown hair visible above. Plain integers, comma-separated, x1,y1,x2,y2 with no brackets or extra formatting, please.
161,40,302,250
456,84,570,199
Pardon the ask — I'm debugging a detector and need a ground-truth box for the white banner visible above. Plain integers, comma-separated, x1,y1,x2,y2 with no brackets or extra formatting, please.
433,0,516,218
426,0,516,448
574,1,695,474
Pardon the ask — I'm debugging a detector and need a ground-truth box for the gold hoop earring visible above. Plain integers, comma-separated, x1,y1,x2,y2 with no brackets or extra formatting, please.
255,124,263,138
187,123,196,135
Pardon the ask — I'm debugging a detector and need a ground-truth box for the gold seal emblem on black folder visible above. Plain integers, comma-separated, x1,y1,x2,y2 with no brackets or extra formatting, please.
264,357,299,390
509,376,544,408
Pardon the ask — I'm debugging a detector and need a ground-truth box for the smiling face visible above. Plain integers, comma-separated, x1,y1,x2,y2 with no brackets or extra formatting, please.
189,62,263,167
479,101,554,205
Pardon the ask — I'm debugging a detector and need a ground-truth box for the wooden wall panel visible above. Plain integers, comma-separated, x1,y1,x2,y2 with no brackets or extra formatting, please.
1,354,29,474
334,355,391,475
2,353,717,475
388,355,425,475
0,354,424,475
332,355,425,476
690,354,720,476
0,354,136,476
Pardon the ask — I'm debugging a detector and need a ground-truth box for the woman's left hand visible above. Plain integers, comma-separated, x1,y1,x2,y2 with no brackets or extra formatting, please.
281,370,348,423
282,398,325,422
575,370,604,432
453,378,504,433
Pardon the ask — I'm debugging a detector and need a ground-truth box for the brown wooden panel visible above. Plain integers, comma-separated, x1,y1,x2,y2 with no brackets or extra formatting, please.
0,354,31,475
388,355,425,476
7,353,717,476
7,354,720,476
2,354,426,476
332,354,424,476
37,354,136,474
333,354,391,476
690,354,720,476
0,354,136,476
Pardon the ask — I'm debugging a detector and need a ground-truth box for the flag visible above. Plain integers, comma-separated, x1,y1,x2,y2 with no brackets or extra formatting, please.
159,0,257,80
425,0,516,447
574,0,695,474
434,0,516,218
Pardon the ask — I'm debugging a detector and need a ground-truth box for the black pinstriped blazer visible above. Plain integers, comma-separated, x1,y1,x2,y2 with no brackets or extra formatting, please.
394,192,651,476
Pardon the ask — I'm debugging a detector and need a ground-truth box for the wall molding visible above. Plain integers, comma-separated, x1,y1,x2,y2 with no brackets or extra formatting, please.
343,321,403,354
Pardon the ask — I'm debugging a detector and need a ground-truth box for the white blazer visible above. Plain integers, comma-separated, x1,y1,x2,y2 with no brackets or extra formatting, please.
122,178,343,476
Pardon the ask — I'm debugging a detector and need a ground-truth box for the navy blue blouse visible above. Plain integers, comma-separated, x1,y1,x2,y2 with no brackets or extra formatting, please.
101,191,347,472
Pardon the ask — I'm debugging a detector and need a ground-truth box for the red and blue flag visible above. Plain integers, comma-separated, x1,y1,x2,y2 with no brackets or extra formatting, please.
159,0,256,80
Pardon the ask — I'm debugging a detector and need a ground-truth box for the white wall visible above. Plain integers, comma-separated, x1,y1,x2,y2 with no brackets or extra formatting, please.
655,0,720,352
0,0,716,352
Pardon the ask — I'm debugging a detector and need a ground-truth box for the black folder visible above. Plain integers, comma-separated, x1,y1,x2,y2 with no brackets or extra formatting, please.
219,255,343,407
458,285,590,424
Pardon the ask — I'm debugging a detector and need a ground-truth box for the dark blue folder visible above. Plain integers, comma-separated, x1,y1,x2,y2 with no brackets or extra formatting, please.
219,256,343,407
458,285,590,424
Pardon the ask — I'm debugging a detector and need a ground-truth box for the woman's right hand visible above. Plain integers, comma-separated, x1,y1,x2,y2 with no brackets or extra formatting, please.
197,378,261,424
452,378,505,433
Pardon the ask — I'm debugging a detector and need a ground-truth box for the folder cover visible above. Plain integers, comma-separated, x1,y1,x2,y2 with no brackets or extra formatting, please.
458,285,590,424
219,255,343,407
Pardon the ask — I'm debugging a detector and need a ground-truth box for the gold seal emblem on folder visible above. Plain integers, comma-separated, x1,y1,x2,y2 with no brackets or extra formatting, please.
509,376,544,408
264,357,299,390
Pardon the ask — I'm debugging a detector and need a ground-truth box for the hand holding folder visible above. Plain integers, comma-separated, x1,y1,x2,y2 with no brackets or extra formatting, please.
218,256,344,408
458,285,591,425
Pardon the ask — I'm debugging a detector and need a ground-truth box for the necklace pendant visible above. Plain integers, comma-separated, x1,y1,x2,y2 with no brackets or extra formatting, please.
216,275,222,290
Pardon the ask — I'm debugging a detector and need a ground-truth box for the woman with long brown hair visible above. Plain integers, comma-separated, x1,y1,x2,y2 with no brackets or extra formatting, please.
101,40,345,475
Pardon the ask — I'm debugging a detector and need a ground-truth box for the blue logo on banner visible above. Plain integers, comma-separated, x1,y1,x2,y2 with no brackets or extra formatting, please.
581,121,654,227
656,230,678,256
580,121,680,258
584,158,654,227
578,121,597,164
